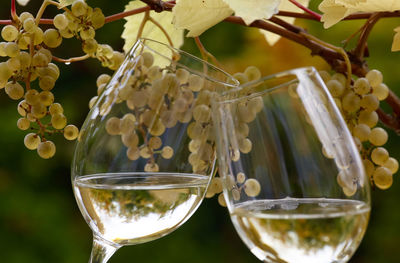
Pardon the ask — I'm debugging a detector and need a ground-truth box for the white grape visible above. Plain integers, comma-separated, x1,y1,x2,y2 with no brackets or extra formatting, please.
366,69,383,88
354,78,371,95
51,113,67,129
64,125,79,140
384,157,399,174
5,82,24,100
37,141,56,159
244,178,261,197
54,14,69,30
1,25,19,41
373,167,392,190
373,83,389,101
24,133,40,150
17,118,30,130
43,29,62,48
371,147,389,166
369,127,388,146
161,146,174,159
105,117,121,135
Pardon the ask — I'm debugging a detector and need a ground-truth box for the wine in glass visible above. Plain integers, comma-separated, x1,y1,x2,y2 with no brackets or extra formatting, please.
212,67,370,263
72,38,238,263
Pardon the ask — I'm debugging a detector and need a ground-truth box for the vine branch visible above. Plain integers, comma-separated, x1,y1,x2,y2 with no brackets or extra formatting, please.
353,13,383,60
288,0,322,21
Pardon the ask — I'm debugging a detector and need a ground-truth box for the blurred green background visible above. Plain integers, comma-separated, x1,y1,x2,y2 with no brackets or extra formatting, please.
1,1,400,263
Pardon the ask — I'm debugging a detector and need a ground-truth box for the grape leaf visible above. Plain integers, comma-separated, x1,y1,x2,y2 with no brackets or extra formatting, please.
392,26,400,52
222,0,281,25
319,0,400,28
260,0,310,45
16,0,30,6
58,0,76,8
122,1,184,66
172,0,233,37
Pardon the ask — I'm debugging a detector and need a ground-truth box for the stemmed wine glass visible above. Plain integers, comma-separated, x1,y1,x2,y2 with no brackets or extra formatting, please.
212,67,370,263
71,38,238,263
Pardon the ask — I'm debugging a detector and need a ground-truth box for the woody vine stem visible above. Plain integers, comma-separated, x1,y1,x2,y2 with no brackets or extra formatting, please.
5,0,400,132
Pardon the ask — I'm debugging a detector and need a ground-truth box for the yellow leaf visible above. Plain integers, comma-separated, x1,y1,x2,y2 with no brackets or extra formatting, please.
222,0,280,25
392,26,400,52
260,0,310,45
172,0,233,37
319,0,400,28
16,0,30,6
122,1,184,67
58,0,76,8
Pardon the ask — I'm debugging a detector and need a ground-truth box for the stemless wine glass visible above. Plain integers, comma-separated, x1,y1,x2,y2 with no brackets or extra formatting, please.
212,67,370,263
72,38,239,263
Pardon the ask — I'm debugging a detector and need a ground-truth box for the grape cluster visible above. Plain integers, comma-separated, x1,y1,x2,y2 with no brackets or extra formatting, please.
320,69,398,191
53,0,124,70
205,66,263,205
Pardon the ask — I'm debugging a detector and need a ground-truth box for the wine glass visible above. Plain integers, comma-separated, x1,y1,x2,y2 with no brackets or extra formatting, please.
71,38,238,263
212,67,370,263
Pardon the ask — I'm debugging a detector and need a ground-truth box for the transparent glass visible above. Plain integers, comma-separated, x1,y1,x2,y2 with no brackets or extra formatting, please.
71,38,239,263
212,67,370,263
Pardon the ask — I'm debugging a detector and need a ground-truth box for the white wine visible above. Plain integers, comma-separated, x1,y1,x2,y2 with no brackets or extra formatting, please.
73,173,208,245
231,198,370,263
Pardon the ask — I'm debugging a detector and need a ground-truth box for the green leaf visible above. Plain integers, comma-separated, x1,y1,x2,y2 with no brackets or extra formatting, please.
58,0,76,8
172,0,233,37
122,1,184,53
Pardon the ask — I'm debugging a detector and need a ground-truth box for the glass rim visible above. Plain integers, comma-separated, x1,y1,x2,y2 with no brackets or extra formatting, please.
132,38,240,88
214,66,318,104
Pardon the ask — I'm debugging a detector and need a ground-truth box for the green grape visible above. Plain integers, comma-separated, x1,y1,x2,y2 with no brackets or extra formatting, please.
144,162,159,172
353,137,362,151
160,110,178,128
358,110,378,128
96,74,111,87
91,8,106,29
23,18,37,34
24,133,40,150
32,53,49,67
0,42,7,56
71,0,88,17
43,29,62,48
244,178,261,197
120,114,136,134
17,52,31,69
49,103,63,115
64,125,79,140
5,82,24,100
248,96,264,114
54,14,69,30
48,63,60,79
172,98,188,113
360,94,379,112
181,89,194,104
20,12,34,23
139,146,152,159
37,65,59,80
363,159,375,177
233,72,248,84
39,76,56,91
25,89,39,105
331,73,346,86
244,66,261,82
105,117,121,135
17,100,29,116
354,78,371,95
51,113,67,129
177,109,192,123
82,39,98,54
237,172,246,184
237,103,256,123
1,25,19,42
161,146,174,159
127,146,140,160
33,27,44,45
149,119,165,136
141,110,156,127
195,90,212,105
38,48,52,62
373,83,389,101
7,57,21,72
80,26,95,40
4,42,19,57
109,51,124,70
130,90,149,108
326,79,346,98
209,177,223,193
318,70,331,83
37,141,56,159
366,69,383,88
17,35,29,50
384,157,399,174
373,167,392,190
121,132,139,147
147,66,162,80
67,19,79,31
371,147,389,166
38,91,54,106
193,104,211,123
342,92,361,113
188,75,204,92
239,138,252,154
369,127,388,146
353,124,371,142
26,113,36,122
148,136,162,149
89,96,98,109
218,193,227,207
176,68,189,83
17,118,30,130
0,62,11,82
188,139,201,153
59,28,74,39
141,52,154,68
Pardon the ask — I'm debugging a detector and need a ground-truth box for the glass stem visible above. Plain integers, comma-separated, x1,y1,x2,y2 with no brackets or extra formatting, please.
89,235,120,263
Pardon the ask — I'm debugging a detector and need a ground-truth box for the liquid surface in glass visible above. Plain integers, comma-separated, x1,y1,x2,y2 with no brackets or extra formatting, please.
74,173,208,245
231,198,370,263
